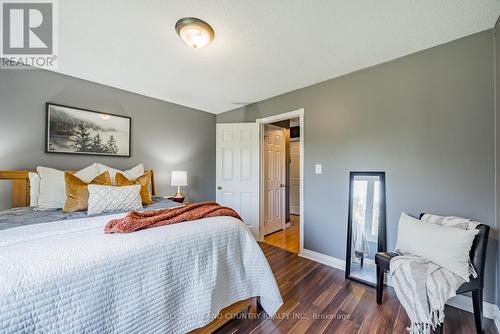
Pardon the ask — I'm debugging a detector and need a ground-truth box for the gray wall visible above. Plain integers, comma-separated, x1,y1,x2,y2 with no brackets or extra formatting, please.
495,18,500,309
218,30,498,303
0,68,216,209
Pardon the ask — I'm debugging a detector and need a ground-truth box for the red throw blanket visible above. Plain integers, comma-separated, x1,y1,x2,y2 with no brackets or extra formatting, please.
104,201,242,234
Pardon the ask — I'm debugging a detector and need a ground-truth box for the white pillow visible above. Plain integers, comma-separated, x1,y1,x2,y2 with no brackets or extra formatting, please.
75,163,100,183
97,163,144,185
36,164,100,211
87,184,143,215
28,172,40,207
395,213,478,281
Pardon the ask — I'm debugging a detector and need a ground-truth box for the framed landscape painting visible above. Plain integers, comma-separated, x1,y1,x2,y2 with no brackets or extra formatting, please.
46,103,131,157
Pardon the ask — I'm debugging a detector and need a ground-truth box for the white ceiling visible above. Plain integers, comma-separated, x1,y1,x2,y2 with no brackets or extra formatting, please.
57,1,500,114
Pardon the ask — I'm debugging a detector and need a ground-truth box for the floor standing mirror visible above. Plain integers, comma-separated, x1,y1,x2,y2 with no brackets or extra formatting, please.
345,171,386,287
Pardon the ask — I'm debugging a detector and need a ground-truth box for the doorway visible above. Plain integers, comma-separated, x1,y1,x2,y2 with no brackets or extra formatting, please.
258,111,303,254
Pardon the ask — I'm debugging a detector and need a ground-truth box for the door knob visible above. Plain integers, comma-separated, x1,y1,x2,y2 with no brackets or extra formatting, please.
217,186,222,190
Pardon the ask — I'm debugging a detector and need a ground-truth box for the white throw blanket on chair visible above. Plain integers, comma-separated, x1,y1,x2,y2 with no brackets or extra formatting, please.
390,255,465,334
390,214,478,334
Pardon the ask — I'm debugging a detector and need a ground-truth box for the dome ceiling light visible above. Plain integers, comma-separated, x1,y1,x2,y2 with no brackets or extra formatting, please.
175,17,214,49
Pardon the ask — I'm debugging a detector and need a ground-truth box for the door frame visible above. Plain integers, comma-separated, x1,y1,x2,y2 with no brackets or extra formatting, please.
256,108,304,254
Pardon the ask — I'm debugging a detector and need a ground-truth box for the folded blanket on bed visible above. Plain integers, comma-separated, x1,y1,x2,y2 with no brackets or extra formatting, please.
105,201,242,233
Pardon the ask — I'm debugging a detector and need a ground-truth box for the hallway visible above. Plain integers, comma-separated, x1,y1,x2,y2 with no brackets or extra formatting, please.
263,215,300,253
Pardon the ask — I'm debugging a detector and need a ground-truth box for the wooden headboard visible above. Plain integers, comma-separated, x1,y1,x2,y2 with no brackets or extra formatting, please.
0,170,156,208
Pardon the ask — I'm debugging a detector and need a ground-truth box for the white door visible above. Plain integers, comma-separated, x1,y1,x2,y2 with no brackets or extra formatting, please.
216,123,260,240
263,124,286,235
290,140,300,215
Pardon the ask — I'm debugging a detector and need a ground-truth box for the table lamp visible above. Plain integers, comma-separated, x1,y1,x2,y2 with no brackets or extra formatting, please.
171,171,187,203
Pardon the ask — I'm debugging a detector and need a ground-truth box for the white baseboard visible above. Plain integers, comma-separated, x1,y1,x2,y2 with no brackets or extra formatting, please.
299,248,345,271
447,295,500,327
299,248,500,333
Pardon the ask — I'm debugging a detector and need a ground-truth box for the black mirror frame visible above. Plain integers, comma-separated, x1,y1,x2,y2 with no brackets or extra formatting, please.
345,171,387,288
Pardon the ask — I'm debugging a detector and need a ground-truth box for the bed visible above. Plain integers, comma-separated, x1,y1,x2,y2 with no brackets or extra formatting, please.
0,170,283,334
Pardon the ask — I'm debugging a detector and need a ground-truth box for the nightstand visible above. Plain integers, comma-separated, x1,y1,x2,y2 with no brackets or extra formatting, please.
163,196,187,204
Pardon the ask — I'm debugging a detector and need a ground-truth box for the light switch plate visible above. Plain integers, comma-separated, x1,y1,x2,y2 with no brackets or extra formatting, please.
315,164,322,174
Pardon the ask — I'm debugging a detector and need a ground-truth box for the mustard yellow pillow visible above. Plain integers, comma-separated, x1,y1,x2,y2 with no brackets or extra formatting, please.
63,171,111,212
115,171,152,205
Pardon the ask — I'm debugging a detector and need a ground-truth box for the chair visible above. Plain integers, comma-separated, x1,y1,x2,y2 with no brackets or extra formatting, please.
375,214,490,334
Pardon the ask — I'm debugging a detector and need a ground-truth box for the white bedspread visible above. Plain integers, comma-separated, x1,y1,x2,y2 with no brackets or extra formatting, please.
0,214,283,333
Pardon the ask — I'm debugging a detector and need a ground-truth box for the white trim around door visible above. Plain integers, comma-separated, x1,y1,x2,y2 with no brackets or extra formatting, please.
256,108,305,254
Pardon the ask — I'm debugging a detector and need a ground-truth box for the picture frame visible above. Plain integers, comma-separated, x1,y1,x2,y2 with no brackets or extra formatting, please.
45,103,131,157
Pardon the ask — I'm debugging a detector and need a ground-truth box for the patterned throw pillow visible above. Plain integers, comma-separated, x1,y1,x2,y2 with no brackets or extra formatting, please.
421,213,479,230
87,185,143,216
115,171,152,205
63,171,112,212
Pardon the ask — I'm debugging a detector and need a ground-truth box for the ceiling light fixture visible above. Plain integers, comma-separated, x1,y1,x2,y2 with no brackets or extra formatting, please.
175,17,214,49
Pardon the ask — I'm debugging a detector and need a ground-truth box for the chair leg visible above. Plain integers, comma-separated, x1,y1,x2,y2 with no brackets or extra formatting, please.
376,265,384,305
471,289,483,334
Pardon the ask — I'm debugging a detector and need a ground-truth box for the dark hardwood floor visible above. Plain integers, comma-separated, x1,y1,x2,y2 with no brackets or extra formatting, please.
216,243,497,334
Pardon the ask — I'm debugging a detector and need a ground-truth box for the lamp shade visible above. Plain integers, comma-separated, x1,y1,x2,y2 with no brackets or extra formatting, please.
171,171,187,187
